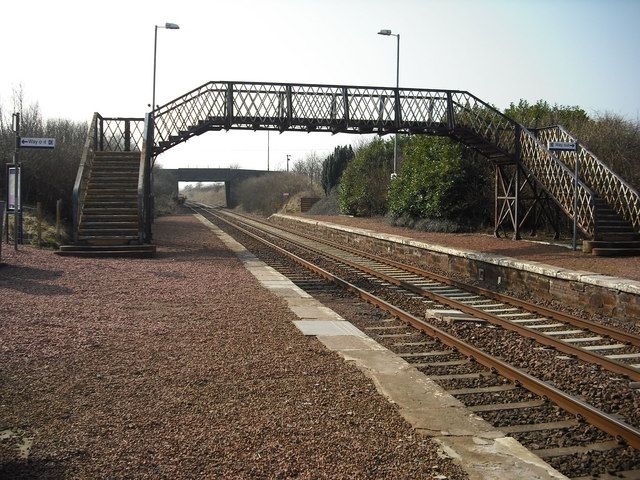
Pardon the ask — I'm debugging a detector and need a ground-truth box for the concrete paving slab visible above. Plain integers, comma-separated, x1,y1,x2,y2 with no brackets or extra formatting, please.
289,304,343,320
435,436,567,480
293,320,367,337
317,335,387,352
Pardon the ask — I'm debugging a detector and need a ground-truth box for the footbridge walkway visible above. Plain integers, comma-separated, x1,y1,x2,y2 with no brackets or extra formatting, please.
64,81,640,257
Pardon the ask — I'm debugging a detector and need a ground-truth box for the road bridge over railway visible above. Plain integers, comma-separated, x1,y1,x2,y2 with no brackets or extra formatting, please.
160,168,280,208
63,80,640,257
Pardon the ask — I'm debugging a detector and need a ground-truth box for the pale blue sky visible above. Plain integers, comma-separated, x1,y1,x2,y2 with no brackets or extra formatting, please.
2,0,639,170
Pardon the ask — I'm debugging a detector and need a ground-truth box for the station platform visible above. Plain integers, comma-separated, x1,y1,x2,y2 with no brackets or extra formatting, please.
0,212,565,478
278,214,640,282
273,214,640,324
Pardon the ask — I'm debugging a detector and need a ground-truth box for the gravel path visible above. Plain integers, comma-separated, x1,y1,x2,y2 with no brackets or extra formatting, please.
296,214,640,281
0,214,467,479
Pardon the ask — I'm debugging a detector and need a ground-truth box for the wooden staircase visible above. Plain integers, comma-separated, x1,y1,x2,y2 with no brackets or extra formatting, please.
58,151,155,258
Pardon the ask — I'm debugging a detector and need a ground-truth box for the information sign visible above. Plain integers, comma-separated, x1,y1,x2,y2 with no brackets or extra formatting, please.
547,141,577,152
8,166,21,212
19,137,56,149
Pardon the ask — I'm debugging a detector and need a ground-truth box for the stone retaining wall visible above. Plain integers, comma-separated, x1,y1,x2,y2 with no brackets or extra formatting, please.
272,214,640,323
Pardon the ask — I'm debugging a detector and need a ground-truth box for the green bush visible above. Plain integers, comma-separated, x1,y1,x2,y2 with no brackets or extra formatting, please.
388,137,492,230
339,138,393,216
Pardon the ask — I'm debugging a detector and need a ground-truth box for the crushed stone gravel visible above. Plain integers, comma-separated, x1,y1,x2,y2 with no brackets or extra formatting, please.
0,214,467,479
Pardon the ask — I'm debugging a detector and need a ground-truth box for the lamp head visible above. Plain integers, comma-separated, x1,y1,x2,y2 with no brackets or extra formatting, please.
165,22,180,29
378,29,392,36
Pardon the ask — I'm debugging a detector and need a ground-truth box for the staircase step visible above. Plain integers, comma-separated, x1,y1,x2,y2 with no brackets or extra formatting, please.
596,225,636,232
80,222,138,229
78,234,138,239
86,188,137,194
79,226,138,233
92,163,139,168
82,214,138,221
87,185,138,191
595,219,631,226
89,172,138,177
83,207,137,212
595,232,640,241
56,244,155,258
82,206,138,217
85,192,138,197
584,240,640,251
592,247,640,257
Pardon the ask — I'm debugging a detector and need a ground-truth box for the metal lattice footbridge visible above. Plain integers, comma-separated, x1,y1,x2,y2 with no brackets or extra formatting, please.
67,80,640,257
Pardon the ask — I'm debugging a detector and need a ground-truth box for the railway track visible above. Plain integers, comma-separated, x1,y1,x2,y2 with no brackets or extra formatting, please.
188,202,640,479
229,209,640,379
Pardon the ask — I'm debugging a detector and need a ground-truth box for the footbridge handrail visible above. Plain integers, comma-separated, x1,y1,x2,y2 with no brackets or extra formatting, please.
535,125,640,232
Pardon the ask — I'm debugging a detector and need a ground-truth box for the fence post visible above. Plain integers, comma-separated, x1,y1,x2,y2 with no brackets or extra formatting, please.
56,199,62,243
36,202,42,248
124,119,131,152
99,117,104,151
446,92,455,132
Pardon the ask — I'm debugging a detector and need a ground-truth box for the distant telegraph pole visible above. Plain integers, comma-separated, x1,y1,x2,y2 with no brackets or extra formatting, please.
267,131,270,171
286,154,290,172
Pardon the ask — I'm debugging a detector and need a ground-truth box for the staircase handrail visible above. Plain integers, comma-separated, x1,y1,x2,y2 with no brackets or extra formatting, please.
450,93,596,236
72,112,99,242
534,125,640,232
138,113,154,244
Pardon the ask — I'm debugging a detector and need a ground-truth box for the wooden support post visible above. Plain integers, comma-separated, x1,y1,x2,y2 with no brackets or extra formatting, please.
56,199,62,242
36,202,42,248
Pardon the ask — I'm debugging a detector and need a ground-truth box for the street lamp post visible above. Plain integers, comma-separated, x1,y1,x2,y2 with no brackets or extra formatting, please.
378,29,400,175
152,22,180,114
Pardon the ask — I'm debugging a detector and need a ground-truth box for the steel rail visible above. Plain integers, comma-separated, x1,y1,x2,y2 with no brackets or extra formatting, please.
190,203,640,450
234,211,640,348
220,209,640,381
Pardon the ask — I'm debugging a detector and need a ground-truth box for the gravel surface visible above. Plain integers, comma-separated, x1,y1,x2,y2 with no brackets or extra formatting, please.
0,213,467,479
291,214,640,281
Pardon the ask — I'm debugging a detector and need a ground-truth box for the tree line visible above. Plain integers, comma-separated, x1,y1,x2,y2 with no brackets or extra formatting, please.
0,89,87,222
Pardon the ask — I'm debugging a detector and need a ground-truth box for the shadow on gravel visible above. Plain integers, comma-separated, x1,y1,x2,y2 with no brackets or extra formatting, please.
0,459,66,480
153,246,238,262
0,265,73,296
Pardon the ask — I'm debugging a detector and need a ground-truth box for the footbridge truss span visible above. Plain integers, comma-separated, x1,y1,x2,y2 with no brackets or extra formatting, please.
72,81,640,255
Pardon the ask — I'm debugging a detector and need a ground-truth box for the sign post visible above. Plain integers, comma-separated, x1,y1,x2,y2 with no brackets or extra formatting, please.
12,113,20,250
0,201,5,262
548,141,579,251
5,113,57,250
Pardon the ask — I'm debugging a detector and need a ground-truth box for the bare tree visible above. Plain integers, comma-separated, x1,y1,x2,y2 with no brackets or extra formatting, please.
292,151,323,185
